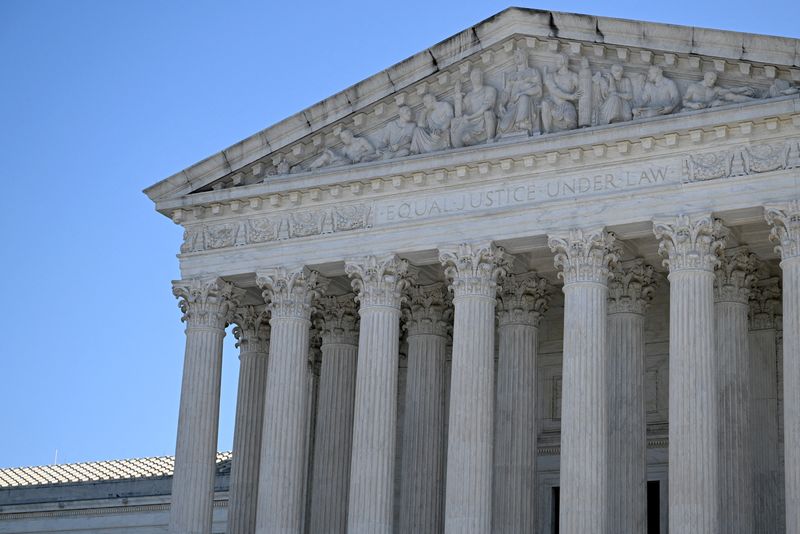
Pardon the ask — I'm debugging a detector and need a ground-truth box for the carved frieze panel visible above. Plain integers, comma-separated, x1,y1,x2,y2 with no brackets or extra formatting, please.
682,139,800,182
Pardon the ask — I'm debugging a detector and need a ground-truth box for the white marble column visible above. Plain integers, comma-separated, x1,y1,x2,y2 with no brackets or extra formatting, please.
714,247,757,533
654,214,727,533
606,259,656,534
169,277,243,534
345,255,410,534
254,267,327,534
228,306,270,534
765,200,800,534
439,242,506,533
492,271,550,534
399,283,450,534
309,294,359,534
749,276,782,532
548,229,619,534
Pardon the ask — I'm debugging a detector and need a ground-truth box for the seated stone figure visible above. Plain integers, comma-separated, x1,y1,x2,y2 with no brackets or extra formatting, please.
411,93,453,154
594,64,634,125
376,105,417,160
541,54,581,133
682,72,756,111
308,129,377,170
450,68,497,148
632,66,680,119
497,48,543,137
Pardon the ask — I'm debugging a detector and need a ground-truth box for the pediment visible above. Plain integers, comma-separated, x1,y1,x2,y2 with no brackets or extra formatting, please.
144,8,800,208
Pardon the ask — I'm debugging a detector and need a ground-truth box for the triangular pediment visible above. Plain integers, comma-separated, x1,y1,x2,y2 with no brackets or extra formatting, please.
144,7,800,209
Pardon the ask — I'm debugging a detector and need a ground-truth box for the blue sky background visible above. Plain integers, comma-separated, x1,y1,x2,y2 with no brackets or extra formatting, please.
1,1,798,468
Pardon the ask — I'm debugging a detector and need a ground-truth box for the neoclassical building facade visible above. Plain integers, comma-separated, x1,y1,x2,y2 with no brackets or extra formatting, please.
144,8,800,534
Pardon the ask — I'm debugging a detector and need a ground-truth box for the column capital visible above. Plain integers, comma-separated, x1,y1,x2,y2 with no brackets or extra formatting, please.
608,259,657,315
172,276,244,329
345,254,412,310
232,305,270,353
765,200,800,261
714,247,758,304
439,242,508,299
653,213,727,273
256,266,328,320
496,271,551,326
314,294,359,345
403,282,452,337
749,276,782,330
548,228,619,285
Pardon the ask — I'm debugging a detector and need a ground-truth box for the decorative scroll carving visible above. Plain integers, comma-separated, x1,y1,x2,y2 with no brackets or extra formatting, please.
714,247,758,304
256,267,328,319
403,282,452,337
749,277,781,330
765,200,800,260
496,271,551,326
682,140,800,183
172,276,244,329
608,259,657,314
232,305,270,353
345,254,412,309
653,214,727,272
439,242,508,298
548,228,619,285
314,294,359,345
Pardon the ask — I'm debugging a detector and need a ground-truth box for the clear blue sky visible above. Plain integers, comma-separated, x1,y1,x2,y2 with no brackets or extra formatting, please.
1,1,797,469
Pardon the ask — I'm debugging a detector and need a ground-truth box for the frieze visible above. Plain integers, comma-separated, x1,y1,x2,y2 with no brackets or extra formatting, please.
682,139,800,182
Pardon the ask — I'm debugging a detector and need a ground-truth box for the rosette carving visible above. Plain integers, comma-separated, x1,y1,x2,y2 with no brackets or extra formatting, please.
608,259,657,314
496,271,551,326
653,214,727,272
403,283,452,337
548,228,620,285
256,266,328,320
765,200,800,260
749,277,782,330
232,305,270,353
345,254,411,309
314,294,359,345
714,247,758,304
172,276,244,329
439,242,508,299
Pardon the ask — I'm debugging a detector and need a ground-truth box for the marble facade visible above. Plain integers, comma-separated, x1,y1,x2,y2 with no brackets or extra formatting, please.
144,8,800,534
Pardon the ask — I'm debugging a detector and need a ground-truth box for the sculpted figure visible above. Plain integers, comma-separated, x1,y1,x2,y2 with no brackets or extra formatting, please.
541,54,581,133
593,63,634,125
497,48,542,137
764,78,799,98
450,68,497,147
411,93,453,154
632,66,680,118
308,129,377,170
682,71,756,110
377,105,416,159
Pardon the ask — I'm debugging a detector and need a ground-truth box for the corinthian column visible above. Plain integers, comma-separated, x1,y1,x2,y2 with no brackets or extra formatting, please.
607,259,656,534
548,228,619,534
309,294,359,534
749,276,782,532
493,271,550,534
169,277,243,534
765,200,800,534
228,306,270,534
254,267,326,534
714,247,757,533
653,214,726,533
439,242,506,533
399,283,451,534
345,255,410,534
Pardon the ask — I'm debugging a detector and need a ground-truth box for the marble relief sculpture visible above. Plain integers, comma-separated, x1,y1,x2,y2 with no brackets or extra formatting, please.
450,68,498,147
632,66,681,119
496,48,542,138
593,64,634,125
682,71,756,110
376,105,417,160
411,93,454,154
541,54,582,133
308,129,377,170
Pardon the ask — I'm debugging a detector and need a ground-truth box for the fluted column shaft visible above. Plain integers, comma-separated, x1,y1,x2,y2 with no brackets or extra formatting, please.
228,307,270,534
440,243,506,534
549,229,618,534
170,277,242,534
345,256,409,534
654,214,726,533
255,268,326,534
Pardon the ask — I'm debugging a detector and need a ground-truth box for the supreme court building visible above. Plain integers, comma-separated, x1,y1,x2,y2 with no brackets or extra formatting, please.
141,8,800,534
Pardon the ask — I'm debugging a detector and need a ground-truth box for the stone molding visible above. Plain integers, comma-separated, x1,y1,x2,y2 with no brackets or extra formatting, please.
439,242,508,299
765,199,800,260
714,247,758,304
653,214,727,272
255,266,328,320
314,294,359,345
402,282,452,337
345,254,411,309
548,228,619,285
171,276,244,329
495,271,551,326
749,276,782,330
232,305,270,354
607,258,657,314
